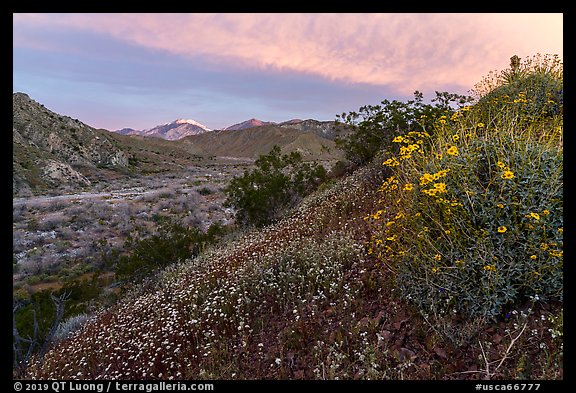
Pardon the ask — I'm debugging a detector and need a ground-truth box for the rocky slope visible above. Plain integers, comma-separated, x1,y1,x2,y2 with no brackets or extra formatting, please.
13,93,130,195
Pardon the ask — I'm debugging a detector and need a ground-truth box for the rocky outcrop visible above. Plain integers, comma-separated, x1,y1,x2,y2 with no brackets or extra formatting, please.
41,159,92,187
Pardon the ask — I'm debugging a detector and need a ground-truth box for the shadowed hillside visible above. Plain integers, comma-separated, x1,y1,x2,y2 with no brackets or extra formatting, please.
181,125,344,161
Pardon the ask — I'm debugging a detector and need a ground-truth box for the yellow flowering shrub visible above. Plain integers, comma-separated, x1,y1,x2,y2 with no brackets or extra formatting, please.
367,74,563,319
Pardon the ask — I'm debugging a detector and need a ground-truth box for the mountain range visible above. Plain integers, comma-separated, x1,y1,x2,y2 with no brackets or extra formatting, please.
113,117,347,140
115,119,212,141
12,92,349,197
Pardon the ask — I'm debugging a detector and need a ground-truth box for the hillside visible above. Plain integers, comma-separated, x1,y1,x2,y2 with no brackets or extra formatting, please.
181,125,344,161
13,93,208,196
278,119,351,141
23,162,562,380
13,93,129,195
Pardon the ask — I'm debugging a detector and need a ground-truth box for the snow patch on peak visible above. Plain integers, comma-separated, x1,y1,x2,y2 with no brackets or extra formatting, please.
174,119,212,131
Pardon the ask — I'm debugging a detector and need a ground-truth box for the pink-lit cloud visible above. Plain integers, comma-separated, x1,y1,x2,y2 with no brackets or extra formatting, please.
13,13,563,96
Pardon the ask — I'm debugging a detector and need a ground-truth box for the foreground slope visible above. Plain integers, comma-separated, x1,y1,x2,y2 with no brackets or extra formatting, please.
25,165,380,379
25,162,562,380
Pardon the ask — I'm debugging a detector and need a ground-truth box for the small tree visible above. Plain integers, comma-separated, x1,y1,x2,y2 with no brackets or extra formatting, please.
225,146,327,227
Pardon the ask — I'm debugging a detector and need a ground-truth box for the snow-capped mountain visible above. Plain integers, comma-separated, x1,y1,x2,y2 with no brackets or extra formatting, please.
114,119,212,141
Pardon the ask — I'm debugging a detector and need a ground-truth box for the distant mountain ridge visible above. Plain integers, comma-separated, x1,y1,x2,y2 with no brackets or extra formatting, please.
223,118,275,131
13,92,350,196
114,119,212,141
115,117,350,141
181,124,345,161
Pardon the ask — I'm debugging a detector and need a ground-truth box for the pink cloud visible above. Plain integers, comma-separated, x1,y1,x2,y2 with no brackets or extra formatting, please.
13,13,563,94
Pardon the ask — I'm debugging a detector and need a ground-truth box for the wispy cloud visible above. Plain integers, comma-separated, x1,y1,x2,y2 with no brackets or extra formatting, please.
14,13,563,95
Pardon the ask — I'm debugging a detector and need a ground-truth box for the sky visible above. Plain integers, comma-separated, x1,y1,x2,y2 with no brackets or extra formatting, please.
13,13,563,131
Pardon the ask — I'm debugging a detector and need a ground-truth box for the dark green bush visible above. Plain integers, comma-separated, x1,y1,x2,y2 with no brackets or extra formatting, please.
114,218,227,282
335,91,472,166
224,145,328,227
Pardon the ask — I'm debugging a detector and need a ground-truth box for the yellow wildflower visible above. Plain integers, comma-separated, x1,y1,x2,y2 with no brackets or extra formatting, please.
497,226,507,233
403,183,414,191
447,145,459,156
383,157,400,167
501,171,515,180
422,188,439,197
419,173,435,185
548,250,563,258
433,183,447,193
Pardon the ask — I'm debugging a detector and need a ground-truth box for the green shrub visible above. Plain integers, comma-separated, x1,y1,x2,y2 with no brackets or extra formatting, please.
367,57,563,319
114,218,227,282
472,54,563,129
224,145,328,227
335,91,472,166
